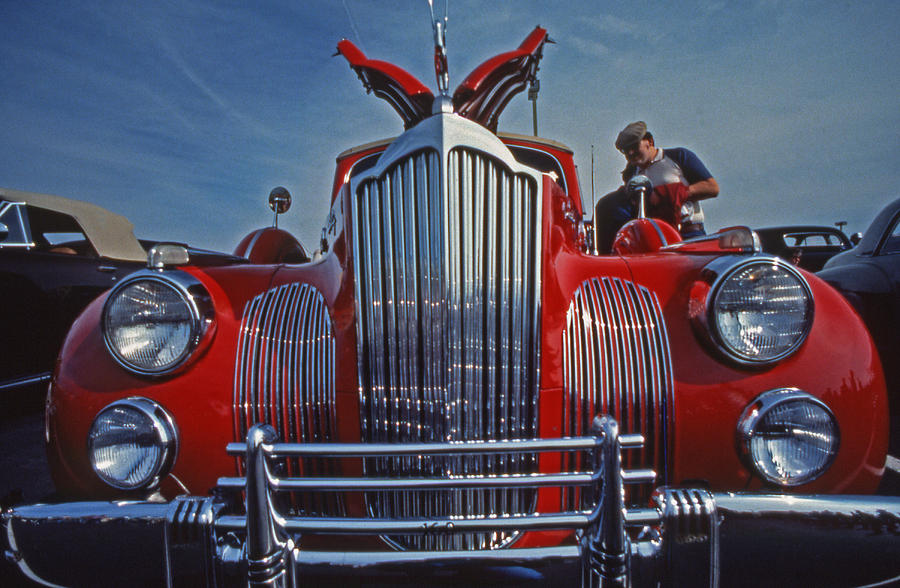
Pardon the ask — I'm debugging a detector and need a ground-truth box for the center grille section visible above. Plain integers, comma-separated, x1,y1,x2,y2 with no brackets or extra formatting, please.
233,282,339,515
353,147,542,550
562,277,673,507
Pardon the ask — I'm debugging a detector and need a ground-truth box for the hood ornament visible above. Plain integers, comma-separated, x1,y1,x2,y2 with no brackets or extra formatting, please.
428,0,454,114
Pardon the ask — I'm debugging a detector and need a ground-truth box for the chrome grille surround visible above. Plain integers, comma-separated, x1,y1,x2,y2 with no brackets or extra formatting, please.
561,277,673,506
233,282,339,515
351,114,544,550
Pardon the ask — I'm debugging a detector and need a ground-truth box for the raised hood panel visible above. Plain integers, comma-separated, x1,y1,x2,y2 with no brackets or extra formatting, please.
336,27,550,131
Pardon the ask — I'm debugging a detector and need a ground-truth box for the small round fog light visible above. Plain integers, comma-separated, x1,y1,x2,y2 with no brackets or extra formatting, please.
738,388,838,486
88,398,178,490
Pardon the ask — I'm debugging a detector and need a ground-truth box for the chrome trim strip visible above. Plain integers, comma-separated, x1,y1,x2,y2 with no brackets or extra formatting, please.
217,513,597,535
293,544,579,563
227,436,605,456
233,282,339,516
0,372,51,393
562,277,673,507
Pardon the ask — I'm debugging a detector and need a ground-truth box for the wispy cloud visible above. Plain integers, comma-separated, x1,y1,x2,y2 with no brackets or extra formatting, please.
567,36,611,58
155,36,278,141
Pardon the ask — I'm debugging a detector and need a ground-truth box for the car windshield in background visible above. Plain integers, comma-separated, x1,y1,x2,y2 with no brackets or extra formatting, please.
784,232,847,247
0,201,32,246
755,225,853,271
881,218,900,255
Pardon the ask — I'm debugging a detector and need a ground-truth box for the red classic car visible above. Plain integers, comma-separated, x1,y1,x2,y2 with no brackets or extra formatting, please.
3,25,899,587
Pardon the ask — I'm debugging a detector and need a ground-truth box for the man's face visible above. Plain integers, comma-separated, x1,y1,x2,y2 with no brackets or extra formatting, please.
621,138,654,167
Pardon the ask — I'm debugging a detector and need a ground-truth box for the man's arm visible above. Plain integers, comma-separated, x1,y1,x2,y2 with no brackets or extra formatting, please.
666,148,719,200
687,177,719,200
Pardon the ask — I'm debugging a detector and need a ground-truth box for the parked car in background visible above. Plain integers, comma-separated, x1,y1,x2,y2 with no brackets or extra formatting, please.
0,188,241,406
3,26,898,588
755,224,853,271
819,196,900,451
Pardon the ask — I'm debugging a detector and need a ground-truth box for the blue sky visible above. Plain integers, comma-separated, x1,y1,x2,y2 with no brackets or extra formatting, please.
1,1,898,252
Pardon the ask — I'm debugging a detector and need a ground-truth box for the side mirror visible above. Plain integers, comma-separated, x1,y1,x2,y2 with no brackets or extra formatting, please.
0,222,8,242
626,174,652,219
850,232,862,246
268,187,292,228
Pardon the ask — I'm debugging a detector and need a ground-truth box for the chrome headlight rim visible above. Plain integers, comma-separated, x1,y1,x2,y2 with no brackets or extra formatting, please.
87,397,179,491
737,388,840,487
102,269,214,377
695,255,814,368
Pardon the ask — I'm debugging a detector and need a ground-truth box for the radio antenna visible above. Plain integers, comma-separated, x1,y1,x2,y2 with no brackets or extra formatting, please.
341,0,365,51
591,144,595,206
428,0,450,95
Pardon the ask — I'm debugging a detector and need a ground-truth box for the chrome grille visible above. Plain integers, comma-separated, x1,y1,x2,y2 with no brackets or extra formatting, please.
562,277,673,507
352,147,542,550
233,282,340,515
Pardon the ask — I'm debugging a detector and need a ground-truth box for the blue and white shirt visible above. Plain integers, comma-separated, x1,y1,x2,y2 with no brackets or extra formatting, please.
636,147,712,227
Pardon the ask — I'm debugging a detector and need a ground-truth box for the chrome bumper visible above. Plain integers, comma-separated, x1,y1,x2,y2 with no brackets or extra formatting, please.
4,416,900,587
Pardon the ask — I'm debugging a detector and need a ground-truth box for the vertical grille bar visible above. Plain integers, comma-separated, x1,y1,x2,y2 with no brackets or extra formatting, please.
353,147,542,550
562,277,673,508
233,283,339,515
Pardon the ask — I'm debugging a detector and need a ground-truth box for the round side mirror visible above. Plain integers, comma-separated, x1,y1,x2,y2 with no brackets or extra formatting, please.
0,222,8,243
268,187,292,215
850,232,862,246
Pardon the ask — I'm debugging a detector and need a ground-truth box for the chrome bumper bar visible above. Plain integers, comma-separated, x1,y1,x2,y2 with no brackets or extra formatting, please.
4,416,900,587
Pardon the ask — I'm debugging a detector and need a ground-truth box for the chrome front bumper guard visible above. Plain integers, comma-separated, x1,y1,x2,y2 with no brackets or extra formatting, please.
4,415,900,587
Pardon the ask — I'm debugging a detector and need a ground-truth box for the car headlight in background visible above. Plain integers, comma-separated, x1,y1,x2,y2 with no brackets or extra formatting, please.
103,270,214,376
738,388,839,486
88,397,178,490
691,257,813,367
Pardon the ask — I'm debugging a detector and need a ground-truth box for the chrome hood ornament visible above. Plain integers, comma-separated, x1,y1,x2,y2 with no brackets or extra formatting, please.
428,0,450,96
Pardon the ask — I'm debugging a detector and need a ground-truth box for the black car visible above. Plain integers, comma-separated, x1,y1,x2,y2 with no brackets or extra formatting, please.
0,187,241,406
819,197,900,449
755,225,853,271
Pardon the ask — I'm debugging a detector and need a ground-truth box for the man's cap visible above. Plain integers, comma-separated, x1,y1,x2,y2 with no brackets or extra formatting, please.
615,121,647,150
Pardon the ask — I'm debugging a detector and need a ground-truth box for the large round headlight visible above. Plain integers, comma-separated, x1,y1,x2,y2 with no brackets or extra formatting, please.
704,258,813,366
738,389,839,486
88,397,178,490
103,271,213,375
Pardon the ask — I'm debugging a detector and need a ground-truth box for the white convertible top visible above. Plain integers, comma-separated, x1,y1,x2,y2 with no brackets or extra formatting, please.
0,187,147,261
